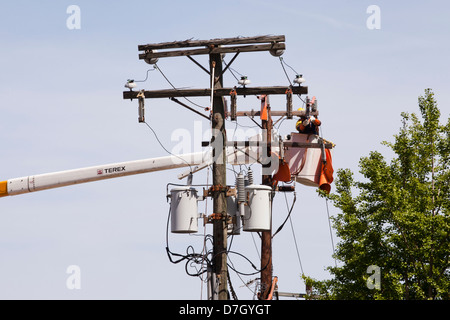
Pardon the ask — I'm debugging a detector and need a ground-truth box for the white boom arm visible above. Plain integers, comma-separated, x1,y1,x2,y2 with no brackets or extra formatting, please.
0,143,272,198
0,152,207,197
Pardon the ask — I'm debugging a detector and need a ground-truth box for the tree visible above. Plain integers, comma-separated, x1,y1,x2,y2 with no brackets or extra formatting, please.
304,89,450,299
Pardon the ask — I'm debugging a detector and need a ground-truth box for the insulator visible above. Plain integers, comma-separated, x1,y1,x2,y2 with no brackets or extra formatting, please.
247,168,254,185
294,74,305,85
124,80,137,90
237,172,246,203
238,76,251,86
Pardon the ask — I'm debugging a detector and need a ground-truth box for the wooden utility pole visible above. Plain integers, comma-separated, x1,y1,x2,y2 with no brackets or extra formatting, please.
209,53,228,300
122,35,311,300
260,96,273,300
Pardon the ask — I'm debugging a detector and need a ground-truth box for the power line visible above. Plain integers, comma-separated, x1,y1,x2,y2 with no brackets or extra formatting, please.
134,67,155,83
281,191,305,275
251,233,261,259
223,58,246,82
143,121,193,174
325,198,337,267
279,57,294,87
200,165,211,300
289,215,304,275
222,59,241,82
280,56,300,75
165,206,211,276
273,191,297,238
154,63,207,110
278,57,306,104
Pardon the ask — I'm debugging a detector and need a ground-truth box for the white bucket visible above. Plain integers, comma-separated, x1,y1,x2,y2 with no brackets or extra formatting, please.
170,187,198,233
243,184,272,232
285,133,322,187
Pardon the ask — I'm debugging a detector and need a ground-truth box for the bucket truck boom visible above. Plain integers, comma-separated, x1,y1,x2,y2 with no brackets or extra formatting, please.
0,152,209,198
0,141,270,198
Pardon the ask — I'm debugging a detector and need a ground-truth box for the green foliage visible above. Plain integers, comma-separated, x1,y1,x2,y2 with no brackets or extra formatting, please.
308,89,450,299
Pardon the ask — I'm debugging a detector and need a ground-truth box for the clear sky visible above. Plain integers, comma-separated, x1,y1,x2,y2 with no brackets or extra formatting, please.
0,0,449,299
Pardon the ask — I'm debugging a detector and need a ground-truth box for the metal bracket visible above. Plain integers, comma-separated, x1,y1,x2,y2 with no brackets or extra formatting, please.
204,213,235,225
203,185,236,198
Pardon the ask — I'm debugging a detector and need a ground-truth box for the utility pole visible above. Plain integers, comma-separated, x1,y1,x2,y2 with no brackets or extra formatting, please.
260,95,273,300
209,52,228,300
122,35,312,300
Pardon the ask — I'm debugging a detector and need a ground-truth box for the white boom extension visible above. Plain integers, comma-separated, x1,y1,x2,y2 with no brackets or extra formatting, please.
0,152,208,197
0,132,335,198
0,143,272,198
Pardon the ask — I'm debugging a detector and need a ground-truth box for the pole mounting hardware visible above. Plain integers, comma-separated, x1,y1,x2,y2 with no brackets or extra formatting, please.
203,185,236,198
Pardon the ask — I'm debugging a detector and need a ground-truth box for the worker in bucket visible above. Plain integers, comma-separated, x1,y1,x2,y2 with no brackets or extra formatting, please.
295,107,321,135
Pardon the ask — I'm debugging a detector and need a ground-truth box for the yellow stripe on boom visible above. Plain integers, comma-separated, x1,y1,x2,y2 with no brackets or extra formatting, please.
0,181,8,197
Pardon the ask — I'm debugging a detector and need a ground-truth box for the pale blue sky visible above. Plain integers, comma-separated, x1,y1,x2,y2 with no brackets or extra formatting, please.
0,1,449,299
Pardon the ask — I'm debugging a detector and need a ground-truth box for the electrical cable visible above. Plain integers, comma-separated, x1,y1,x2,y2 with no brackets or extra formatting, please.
143,121,193,174
227,270,239,300
154,63,206,111
223,59,244,82
278,57,306,104
251,233,261,259
200,165,211,299
236,273,259,296
134,67,155,83
279,57,294,87
209,245,269,277
227,259,263,277
276,116,287,130
165,207,188,264
289,214,304,275
325,194,337,268
226,233,239,300
280,56,300,75
272,191,297,238
165,206,212,278
165,197,216,279
225,118,260,129
278,190,305,275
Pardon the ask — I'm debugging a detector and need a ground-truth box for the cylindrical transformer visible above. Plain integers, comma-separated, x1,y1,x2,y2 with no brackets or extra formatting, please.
169,187,198,233
227,195,241,235
243,184,272,232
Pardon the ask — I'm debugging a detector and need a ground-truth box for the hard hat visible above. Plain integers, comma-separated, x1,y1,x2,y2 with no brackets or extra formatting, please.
297,107,305,112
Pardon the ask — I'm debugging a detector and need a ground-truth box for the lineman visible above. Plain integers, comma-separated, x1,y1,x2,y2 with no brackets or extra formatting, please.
295,107,321,135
